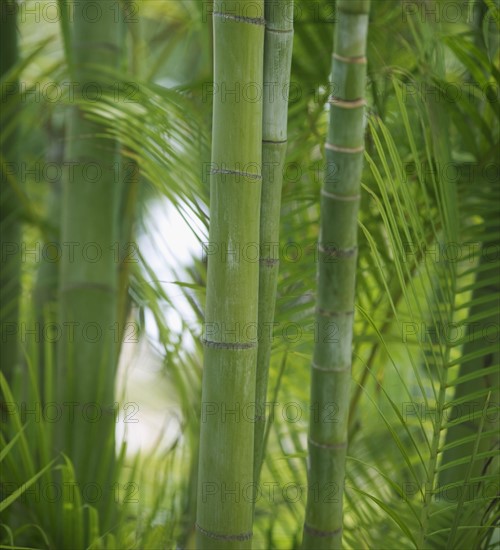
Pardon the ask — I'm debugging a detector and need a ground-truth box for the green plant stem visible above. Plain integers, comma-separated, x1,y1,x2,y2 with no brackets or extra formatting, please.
302,2,370,548
116,156,138,353
56,0,122,530
195,2,265,548
33,117,64,404
253,0,294,490
0,0,20,389
0,10,20,533
116,1,138,351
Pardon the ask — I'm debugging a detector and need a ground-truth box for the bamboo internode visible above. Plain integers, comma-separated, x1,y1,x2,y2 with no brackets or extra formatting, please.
56,0,123,531
303,1,371,548
254,0,294,495
196,1,265,547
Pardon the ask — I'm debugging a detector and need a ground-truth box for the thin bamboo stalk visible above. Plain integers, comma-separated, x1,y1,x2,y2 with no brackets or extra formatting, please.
0,0,20,388
196,1,265,547
56,0,122,529
33,118,64,403
303,2,370,548
254,0,294,488
116,4,139,352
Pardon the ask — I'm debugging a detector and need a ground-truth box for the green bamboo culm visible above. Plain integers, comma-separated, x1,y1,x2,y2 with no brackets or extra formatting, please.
196,1,265,548
33,117,64,404
254,0,294,488
302,1,371,548
0,0,20,389
116,5,139,354
1,11,20,536
56,0,122,530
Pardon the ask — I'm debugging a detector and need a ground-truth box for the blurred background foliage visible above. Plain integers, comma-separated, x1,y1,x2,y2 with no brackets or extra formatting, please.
0,0,499,548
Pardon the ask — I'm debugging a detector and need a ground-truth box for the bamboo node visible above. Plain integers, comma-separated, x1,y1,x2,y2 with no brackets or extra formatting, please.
201,338,257,350
321,189,361,202
317,308,354,318
262,139,288,144
195,523,253,541
312,362,351,373
304,523,343,538
328,96,366,109
325,142,364,154
266,26,294,34
213,12,265,26
318,244,358,258
259,257,279,267
332,52,367,64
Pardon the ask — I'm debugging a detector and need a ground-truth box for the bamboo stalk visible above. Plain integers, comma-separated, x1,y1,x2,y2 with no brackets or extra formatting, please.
254,0,294,488
303,2,370,548
0,0,20,389
33,118,64,404
117,8,139,353
196,2,265,547
0,14,20,537
56,0,122,529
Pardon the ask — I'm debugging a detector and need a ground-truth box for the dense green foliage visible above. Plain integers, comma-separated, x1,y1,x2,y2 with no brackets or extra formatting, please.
0,0,498,549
